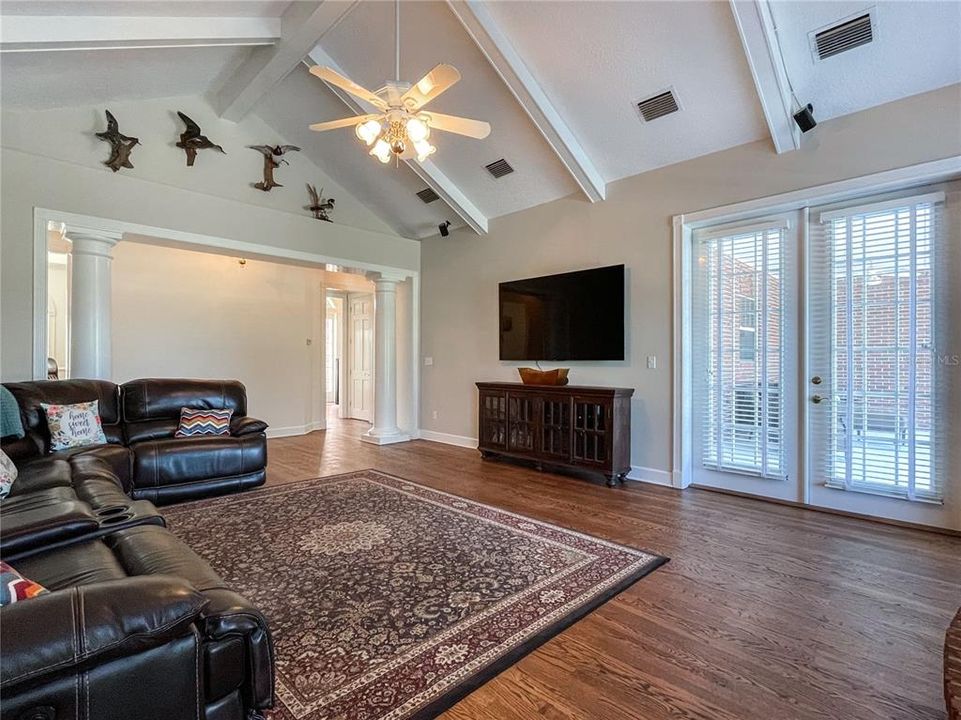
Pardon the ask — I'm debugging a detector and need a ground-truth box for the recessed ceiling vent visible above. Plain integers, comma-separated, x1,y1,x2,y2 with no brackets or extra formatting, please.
812,11,874,60
416,188,440,204
635,89,680,122
485,158,514,179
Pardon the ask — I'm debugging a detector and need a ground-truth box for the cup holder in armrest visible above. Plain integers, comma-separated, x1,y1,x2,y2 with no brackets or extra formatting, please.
95,505,130,517
99,513,135,525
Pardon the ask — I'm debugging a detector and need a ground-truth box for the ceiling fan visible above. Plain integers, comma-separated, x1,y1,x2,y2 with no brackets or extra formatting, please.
307,0,491,164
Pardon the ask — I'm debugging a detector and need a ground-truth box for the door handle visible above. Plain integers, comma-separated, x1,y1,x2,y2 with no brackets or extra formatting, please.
811,394,825,404
811,375,822,385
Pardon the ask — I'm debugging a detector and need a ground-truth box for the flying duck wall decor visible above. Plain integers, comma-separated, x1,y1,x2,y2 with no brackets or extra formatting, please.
306,184,335,222
175,111,225,166
95,109,140,172
248,144,300,191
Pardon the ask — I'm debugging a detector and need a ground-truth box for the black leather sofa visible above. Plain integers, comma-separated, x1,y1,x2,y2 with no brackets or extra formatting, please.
3,378,268,504
0,379,275,720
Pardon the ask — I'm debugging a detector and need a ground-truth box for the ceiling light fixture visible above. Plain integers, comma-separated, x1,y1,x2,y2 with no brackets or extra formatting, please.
308,0,490,164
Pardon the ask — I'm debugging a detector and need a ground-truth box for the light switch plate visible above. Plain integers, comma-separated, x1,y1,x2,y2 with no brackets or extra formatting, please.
647,355,657,369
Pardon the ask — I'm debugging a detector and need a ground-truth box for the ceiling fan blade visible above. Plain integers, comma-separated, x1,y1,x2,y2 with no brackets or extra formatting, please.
402,64,461,110
309,66,388,110
424,111,491,139
309,113,381,132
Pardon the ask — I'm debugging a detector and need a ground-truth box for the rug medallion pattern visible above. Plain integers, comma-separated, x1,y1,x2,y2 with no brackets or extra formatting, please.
165,470,666,720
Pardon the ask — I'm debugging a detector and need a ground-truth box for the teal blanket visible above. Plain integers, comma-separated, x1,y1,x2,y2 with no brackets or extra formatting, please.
0,386,24,439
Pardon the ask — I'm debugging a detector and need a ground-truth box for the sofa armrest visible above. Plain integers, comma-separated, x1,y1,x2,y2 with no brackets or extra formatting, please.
0,500,101,558
0,576,208,691
230,415,268,437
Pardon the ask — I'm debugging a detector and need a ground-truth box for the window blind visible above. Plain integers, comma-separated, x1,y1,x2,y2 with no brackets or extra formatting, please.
692,219,790,480
809,191,947,502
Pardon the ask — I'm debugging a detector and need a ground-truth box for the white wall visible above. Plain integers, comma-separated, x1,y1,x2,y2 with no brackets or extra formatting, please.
1,94,420,382
111,242,326,435
419,84,961,478
109,242,418,437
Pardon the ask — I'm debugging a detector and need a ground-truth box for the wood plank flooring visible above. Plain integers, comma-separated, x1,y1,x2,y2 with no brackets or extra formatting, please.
266,415,961,720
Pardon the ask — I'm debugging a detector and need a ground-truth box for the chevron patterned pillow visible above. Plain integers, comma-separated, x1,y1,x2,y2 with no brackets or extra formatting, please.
175,407,233,437
1,561,47,606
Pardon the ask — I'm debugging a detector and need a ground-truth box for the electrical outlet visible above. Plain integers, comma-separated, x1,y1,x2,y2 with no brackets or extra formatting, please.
647,355,657,369
432,410,438,419
424,356,433,366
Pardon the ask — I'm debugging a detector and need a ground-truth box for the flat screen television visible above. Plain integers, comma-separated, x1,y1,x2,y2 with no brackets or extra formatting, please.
499,265,625,361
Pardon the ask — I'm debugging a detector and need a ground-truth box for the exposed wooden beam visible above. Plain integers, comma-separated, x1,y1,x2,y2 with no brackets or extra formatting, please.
446,0,606,203
305,47,489,235
729,0,801,154
0,16,280,52
213,1,359,122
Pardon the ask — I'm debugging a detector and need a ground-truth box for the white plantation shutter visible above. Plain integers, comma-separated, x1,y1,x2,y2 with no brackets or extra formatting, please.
692,218,791,479
809,191,947,502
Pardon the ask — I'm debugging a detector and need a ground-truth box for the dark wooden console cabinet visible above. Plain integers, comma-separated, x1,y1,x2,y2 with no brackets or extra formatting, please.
476,382,634,486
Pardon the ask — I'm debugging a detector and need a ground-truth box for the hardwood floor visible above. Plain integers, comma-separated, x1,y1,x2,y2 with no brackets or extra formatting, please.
267,413,961,720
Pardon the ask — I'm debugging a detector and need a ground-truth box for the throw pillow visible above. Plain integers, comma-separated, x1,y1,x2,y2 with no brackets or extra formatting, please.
41,400,108,452
0,449,17,500
0,561,47,605
175,407,233,437
0,386,25,440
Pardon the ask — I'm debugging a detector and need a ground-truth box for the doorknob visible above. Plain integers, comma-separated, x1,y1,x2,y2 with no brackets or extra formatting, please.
811,394,825,404
811,375,822,385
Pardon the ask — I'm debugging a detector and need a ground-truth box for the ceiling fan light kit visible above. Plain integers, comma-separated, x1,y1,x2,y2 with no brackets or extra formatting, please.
308,0,489,165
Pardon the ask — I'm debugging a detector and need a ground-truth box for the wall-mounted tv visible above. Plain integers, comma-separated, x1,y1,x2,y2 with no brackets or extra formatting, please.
499,264,625,361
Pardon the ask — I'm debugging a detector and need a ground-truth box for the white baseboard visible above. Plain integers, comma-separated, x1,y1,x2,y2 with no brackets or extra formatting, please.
416,430,674,488
626,465,674,487
267,421,326,439
417,429,479,449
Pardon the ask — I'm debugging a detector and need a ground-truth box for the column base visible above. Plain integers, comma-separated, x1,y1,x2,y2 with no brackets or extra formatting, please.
360,428,411,446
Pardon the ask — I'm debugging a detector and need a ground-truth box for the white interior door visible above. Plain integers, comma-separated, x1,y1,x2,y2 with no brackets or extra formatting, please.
347,293,374,423
806,185,959,527
691,215,800,501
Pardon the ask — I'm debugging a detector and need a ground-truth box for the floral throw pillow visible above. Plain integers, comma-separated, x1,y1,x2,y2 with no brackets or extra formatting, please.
0,449,16,500
0,561,47,606
41,400,108,452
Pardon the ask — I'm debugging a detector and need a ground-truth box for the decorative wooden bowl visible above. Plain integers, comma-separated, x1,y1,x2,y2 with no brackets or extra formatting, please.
518,368,570,386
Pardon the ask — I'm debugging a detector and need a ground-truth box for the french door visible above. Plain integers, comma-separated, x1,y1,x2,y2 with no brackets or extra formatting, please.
691,216,800,500
691,183,958,527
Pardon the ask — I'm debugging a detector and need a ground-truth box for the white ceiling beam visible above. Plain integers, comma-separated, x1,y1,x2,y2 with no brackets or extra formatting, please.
0,16,280,53
446,0,606,203
729,0,801,154
213,1,359,122
305,47,489,235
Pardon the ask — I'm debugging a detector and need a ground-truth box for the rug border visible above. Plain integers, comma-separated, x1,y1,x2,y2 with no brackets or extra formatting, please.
167,468,670,720
407,551,669,720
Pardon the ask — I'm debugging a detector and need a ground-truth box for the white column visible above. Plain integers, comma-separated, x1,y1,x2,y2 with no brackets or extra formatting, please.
361,271,411,445
68,230,120,380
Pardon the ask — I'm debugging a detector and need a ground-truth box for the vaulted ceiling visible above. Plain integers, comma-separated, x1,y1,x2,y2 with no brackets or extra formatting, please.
2,0,959,239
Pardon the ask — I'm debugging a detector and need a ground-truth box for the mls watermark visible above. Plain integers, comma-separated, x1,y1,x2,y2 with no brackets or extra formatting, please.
939,354,961,367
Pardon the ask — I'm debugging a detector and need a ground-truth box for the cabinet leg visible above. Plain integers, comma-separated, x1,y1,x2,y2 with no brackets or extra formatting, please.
605,474,617,488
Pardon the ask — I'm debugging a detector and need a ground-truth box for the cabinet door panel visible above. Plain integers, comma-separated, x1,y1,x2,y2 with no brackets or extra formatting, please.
479,391,507,449
572,398,612,467
507,394,537,453
540,397,571,460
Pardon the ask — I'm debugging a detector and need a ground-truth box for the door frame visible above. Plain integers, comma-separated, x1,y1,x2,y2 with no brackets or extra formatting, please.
673,156,961,498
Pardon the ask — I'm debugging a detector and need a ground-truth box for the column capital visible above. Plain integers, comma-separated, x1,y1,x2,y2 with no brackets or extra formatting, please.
366,269,410,285
68,228,122,259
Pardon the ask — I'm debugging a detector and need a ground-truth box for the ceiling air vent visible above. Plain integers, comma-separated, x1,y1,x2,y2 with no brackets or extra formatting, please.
635,89,680,123
485,158,514,179
812,11,874,61
416,188,440,204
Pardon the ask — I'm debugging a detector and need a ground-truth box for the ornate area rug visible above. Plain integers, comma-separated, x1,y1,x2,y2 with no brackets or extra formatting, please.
165,470,667,720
